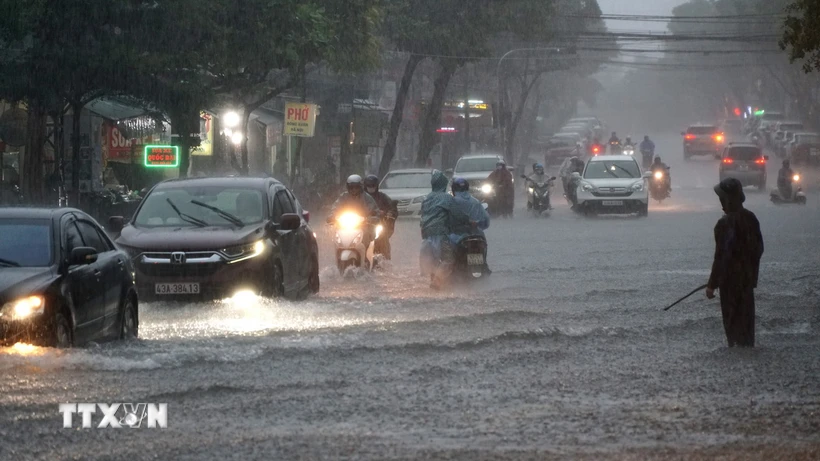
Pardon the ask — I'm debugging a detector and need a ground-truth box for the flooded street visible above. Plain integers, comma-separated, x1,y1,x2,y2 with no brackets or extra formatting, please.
2,134,820,460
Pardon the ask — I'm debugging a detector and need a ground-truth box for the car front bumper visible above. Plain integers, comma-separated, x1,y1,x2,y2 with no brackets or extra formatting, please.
0,318,48,346
396,202,423,218
577,188,648,214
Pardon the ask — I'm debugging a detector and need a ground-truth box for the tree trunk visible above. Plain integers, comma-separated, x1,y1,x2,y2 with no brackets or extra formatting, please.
70,100,83,206
171,109,197,178
415,60,458,168
293,63,307,184
239,107,251,175
505,74,541,163
379,54,423,178
23,103,47,204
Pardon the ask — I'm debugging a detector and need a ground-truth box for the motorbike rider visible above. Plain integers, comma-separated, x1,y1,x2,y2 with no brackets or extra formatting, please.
524,163,553,210
624,135,634,148
640,135,655,166
777,159,795,199
449,178,491,273
364,174,398,260
487,160,514,217
328,174,380,245
420,170,469,289
651,156,672,193
608,131,621,153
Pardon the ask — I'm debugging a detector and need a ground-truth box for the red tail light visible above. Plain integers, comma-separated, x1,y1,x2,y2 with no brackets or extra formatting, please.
592,146,600,154
684,134,696,140
754,158,766,164
714,133,724,143
722,158,733,164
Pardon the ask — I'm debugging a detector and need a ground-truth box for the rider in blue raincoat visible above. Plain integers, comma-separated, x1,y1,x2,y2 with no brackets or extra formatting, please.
449,177,489,242
420,170,468,288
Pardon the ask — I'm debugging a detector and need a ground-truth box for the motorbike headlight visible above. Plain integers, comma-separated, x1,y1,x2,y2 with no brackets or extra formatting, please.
793,174,800,182
337,212,365,229
223,240,265,263
412,195,425,204
528,187,534,194
631,182,645,192
481,184,493,195
654,171,663,180
0,295,45,321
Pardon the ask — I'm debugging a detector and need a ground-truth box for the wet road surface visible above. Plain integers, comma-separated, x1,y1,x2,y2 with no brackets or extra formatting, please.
2,133,820,460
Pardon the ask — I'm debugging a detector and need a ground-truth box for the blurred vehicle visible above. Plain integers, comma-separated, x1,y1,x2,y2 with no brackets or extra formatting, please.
622,143,636,156
649,167,671,203
0,208,138,347
521,173,556,217
718,118,744,141
566,116,605,138
777,130,797,158
574,155,650,217
110,176,319,301
608,138,622,155
788,132,820,166
450,154,509,203
718,143,769,190
770,172,807,205
544,135,581,165
330,211,381,274
378,169,431,218
682,124,724,159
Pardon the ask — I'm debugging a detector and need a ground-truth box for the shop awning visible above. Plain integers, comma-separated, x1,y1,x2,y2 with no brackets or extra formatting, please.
249,107,282,126
86,97,152,121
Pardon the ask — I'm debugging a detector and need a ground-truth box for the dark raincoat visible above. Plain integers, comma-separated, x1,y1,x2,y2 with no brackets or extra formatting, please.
487,167,514,213
368,189,398,258
707,182,764,347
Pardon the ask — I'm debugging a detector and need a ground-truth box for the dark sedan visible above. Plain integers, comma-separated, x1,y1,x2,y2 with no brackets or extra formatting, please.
0,208,139,347
110,176,320,301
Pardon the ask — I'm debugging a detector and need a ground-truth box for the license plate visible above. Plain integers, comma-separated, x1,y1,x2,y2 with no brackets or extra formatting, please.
739,165,748,171
601,200,623,206
155,283,200,295
467,254,484,265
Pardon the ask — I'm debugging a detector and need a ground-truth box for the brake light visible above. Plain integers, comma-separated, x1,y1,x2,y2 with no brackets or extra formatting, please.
684,134,696,140
722,158,733,164
714,133,724,142
592,146,600,154
754,158,766,164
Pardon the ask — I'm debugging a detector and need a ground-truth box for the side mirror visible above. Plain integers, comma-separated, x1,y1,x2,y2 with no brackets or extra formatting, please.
108,216,125,234
69,247,98,266
278,213,302,231
302,210,310,223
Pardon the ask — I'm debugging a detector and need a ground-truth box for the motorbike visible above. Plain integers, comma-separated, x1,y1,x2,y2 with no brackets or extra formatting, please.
622,144,636,156
330,211,383,274
522,174,556,217
640,149,653,169
453,235,490,280
770,174,807,205
649,167,671,203
609,140,622,155
564,172,582,208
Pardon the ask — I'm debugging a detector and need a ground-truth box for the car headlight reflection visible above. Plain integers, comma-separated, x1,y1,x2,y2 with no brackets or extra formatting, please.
0,296,45,321
223,240,266,264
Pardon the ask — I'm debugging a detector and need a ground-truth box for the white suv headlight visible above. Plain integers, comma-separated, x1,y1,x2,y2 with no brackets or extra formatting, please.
631,182,645,192
581,183,595,192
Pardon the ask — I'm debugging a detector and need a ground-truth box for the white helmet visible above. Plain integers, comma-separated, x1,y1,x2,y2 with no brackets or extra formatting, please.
346,174,363,195
346,174,363,185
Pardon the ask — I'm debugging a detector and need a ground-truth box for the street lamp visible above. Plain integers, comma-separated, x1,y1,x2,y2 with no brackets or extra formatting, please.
231,131,243,146
496,47,563,163
223,111,240,129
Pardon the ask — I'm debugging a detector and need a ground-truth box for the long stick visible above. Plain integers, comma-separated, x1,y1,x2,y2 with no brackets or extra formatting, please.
663,284,708,311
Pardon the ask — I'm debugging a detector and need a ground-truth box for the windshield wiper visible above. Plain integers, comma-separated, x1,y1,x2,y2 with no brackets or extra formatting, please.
190,200,244,227
0,257,21,267
166,198,207,227
602,164,621,179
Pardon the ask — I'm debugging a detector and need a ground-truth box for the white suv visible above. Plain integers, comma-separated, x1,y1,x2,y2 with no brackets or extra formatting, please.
575,155,650,217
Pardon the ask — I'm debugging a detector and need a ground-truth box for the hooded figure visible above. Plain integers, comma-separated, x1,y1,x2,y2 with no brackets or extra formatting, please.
420,170,467,288
449,178,490,242
706,178,764,347
487,161,514,217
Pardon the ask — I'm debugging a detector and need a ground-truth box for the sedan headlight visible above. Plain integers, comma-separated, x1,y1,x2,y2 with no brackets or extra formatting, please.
481,184,493,195
0,296,45,321
631,182,645,192
222,240,265,263
412,195,425,204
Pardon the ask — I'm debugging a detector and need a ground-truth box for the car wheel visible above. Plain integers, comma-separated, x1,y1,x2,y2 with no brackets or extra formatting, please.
53,311,73,348
638,204,649,217
120,295,139,340
268,260,285,298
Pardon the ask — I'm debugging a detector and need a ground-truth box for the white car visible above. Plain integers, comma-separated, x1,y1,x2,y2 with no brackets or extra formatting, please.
451,154,508,199
575,155,650,217
379,169,432,218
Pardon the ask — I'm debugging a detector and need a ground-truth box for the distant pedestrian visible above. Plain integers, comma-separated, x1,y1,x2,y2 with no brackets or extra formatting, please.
706,178,764,347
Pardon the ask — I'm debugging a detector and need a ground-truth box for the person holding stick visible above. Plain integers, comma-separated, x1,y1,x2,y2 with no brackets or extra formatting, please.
705,178,764,347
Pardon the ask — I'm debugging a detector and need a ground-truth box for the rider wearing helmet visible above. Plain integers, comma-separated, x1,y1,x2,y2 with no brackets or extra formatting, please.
328,174,379,223
777,159,794,198
608,131,622,154
363,174,398,259
450,178,490,239
651,155,671,193
486,160,514,217
640,135,656,167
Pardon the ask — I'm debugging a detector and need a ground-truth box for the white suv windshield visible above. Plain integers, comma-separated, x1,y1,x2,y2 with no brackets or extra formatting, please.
584,160,640,179
135,186,266,228
455,158,500,173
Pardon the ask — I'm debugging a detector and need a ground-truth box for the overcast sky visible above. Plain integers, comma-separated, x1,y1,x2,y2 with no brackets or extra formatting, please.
597,0,683,33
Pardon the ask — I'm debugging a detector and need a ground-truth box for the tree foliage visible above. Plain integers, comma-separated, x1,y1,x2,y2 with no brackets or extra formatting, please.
781,0,820,72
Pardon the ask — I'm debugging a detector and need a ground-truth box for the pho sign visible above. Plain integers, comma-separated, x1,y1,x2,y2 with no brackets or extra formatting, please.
144,145,179,168
284,103,317,137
